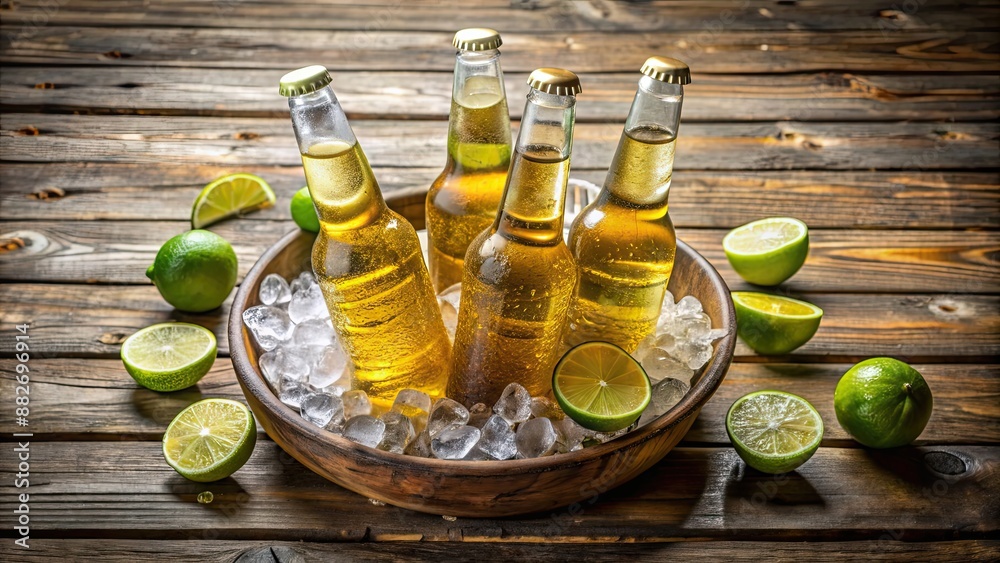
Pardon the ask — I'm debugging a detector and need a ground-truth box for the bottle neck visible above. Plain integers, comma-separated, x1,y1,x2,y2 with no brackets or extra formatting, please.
446,49,512,173
494,90,576,245
601,76,683,207
288,85,386,229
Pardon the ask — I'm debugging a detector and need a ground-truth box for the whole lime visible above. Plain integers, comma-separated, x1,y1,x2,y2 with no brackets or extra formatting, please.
834,358,933,448
146,230,238,312
290,186,320,232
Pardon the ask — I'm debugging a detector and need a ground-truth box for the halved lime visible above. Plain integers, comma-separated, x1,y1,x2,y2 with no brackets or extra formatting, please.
553,342,652,432
191,173,275,229
723,217,809,286
290,186,320,233
726,390,823,474
122,322,216,392
733,291,823,355
834,358,933,448
163,398,257,482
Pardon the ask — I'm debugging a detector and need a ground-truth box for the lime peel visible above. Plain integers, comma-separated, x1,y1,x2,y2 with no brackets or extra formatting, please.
553,342,652,432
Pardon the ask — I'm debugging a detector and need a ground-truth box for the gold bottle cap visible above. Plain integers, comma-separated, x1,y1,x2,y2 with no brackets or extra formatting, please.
640,56,691,85
452,28,502,51
279,65,333,97
526,68,582,96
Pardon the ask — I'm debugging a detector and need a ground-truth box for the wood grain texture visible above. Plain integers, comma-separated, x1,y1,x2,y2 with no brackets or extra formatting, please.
6,0,998,32
3,114,997,170
3,27,998,73
0,441,995,540
1,284,996,361
4,359,995,447
4,164,997,229
2,219,996,293
4,67,998,122
4,539,999,562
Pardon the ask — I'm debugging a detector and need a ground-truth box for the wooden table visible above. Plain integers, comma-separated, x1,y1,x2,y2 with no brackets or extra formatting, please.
1,1,998,560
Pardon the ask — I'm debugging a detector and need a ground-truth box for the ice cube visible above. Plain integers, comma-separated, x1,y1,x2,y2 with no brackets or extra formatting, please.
259,347,311,387
639,377,690,426
463,448,489,461
554,418,590,453
430,425,481,460
529,396,564,420
342,390,372,419
392,389,432,433
243,305,294,351
437,283,462,341
687,345,713,370
641,349,694,385
428,398,470,437
309,342,351,389
259,273,292,306
467,403,491,429
291,318,335,347
278,376,309,410
378,411,416,454
290,271,316,294
515,417,558,458
477,415,517,460
288,284,329,324
342,415,385,448
592,427,631,444
404,431,433,458
300,392,345,430
493,382,532,425
675,295,703,319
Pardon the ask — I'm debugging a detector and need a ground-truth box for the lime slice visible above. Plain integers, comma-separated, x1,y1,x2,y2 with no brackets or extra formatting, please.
732,291,823,355
726,390,823,474
290,186,320,233
553,342,652,432
121,322,216,392
191,173,276,229
723,217,809,286
834,358,933,448
163,398,257,482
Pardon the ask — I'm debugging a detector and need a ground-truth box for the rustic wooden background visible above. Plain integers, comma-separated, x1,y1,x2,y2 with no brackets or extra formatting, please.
1,0,998,560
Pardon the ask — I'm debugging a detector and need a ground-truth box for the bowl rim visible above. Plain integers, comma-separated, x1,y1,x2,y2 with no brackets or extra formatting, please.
229,221,736,477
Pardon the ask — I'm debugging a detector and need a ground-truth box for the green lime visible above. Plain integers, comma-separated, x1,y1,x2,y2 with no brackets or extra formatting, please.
163,398,257,482
191,173,275,229
290,186,320,233
733,291,823,355
834,358,933,448
723,217,809,286
146,230,238,312
121,322,216,392
726,390,824,474
553,342,651,432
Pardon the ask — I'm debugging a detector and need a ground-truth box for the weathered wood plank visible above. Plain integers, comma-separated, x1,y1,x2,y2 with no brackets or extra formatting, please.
0,441,995,540
1,284,996,360
5,0,998,32
3,359,995,447
3,115,996,170
4,164,997,229
4,67,998,122
4,539,999,561
3,27,999,74
2,220,996,293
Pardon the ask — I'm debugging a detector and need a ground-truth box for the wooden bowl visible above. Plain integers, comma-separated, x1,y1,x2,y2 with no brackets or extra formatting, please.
229,186,736,517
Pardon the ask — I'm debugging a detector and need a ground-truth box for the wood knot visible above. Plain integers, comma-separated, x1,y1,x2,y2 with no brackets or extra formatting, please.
0,237,25,253
99,332,129,345
923,451,967,475
234,132,261,141
16,126,39,136
102,50,132,59
0,1,15,10
29,187,66,200
879,9,909,21
33,82,55,89
235,546,305,563
929,297,972,318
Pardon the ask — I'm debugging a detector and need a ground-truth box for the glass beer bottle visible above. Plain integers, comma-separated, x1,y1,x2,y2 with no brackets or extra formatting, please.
448,68,583,406
280,65,451,409
563,56,690,353
426,28,513,292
